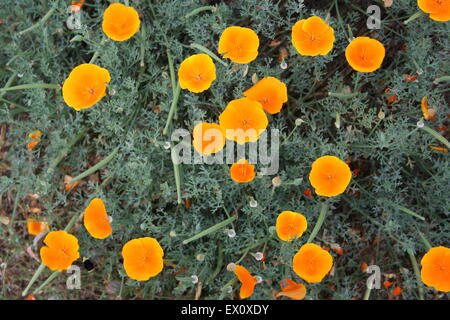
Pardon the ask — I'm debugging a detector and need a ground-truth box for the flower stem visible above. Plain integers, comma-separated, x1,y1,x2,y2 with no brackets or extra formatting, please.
420,126,450,149
434,76,450,84
66,147,119,184
163,83,181,135
171,148,182,205
190,43,228,67
307,202,328,243
22,263,45,297
388,202,425,221
89,38,107,64
33,270,60,295
182,215,237,245
18,8,56,35
406,248,425,300
328,92,359,99
404,11,424,25
184,6,217,19
0,83,59,92
418,232,432,251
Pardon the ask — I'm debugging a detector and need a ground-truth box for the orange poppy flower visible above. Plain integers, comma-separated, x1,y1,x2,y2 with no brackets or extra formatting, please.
392,286,402,296
27,218,48,236
418,0,450,22
40,231,80,272
276,278,307,300
230,159,255,183
192,122,225,155
83,198,112,239
178,54,216,93
122,237,164,281
293,243,333,283
234,265,258,299
308,155,352,197
291,16,335,56
27,130,42,150
275,211,307,242
421,96,436,121
345,37,385,72
420,246,450,292
62,64,111,111
219,98,268,144
218,26,259,64
243,77,288,114
102,3,140,41
383,280,393,288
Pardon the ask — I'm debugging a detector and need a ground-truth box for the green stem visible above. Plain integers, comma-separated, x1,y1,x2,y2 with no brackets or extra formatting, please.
33,271,60,295
406,248,425,300
0,83,59,92
47,130,87,175
171,148,182,205
190,43,228,67
434,76,450,84
185,6,217,19
328,92,359,99
418,232,432,251
0,72,17,99
67,147,119,184
182,216,237,245
307,202,328,243
388,202,425,221
8,187,21,232
206,241,223,285
420,126,450,149
22,263,45,297
404,11,424,25
163,83,181,135
89,38,107,64
18,8,56,35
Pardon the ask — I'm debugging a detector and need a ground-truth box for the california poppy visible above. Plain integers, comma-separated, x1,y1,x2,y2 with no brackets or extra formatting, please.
420,246,450,292
122,237,164,281
40,231,80,272
291,16,335,56
345,37,385,72
293,243,333,283
62,64,111,111
275,211,307,242
308,155,352,197
218,26,259,64
192,122,225,155
83,198,112,239
243,77,288,114
276,278,307,300
418,0,450,22
178,54,217,93
421,96,436,121
27,130,42,150
102,3,140,41
27,218,48,236
230,159,255,183
234,265,258,299
219,98,268,144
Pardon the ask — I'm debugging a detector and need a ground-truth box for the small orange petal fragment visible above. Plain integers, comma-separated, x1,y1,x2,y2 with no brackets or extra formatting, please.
233,265,258,299
276,278,307,300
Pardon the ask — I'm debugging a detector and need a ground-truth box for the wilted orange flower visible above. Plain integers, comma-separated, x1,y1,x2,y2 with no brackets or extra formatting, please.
345,37,385,72
421,96,436,120
230,159,255,183
418,0,450,22
178,54,216,93
387,94,398,104
219,98,268,144
234,265,258,299
122,237,164,281
276,278,306,300
102,3,140,41
192,122,225,155
24,294,36,300
291,16,335,56
275,211,307,242
40,231,80,272
83,198,112,239
218,26,259,64
293,243,333,283
62,64,111,111
428,145,448,152
64,175,80,192
309,155,352,197
383,280,393,288
420,246,450,292
27,130,42,150
27,218,48,236
243,77,288,114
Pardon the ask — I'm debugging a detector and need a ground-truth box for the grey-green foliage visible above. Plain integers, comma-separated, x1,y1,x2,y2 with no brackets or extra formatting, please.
0,0,449,300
